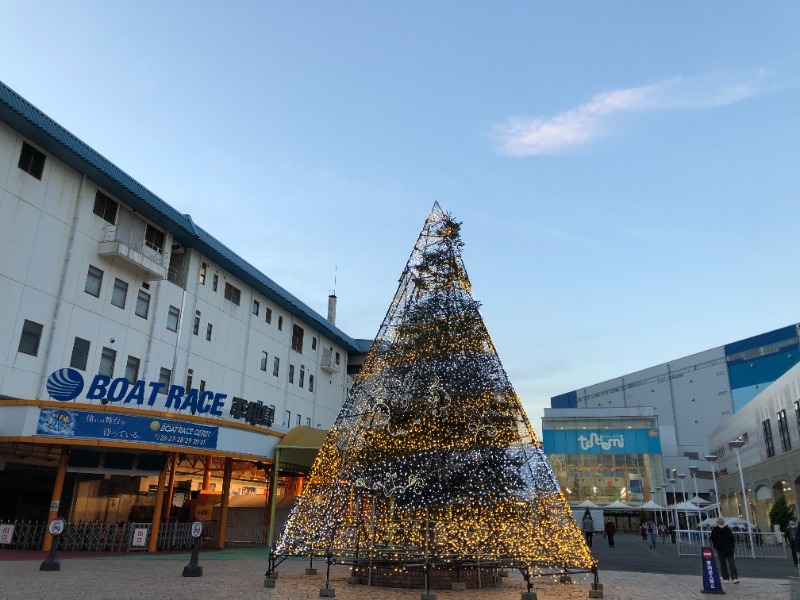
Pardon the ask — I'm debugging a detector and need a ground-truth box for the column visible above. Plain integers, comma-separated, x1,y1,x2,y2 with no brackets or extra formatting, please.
216,458,233,549
42,446,69,552
147,455,169,552
164,453,178,521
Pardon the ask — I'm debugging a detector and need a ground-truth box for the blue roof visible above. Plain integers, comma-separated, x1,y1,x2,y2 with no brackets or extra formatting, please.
0,80,365,355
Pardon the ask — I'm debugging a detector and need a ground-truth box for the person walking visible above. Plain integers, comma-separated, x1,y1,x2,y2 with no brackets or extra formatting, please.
710,517,739,583
582,514,594,548
668,522,676,544
658,523,667,544
604,519,616,548
645,519,657,548
786,520,798,567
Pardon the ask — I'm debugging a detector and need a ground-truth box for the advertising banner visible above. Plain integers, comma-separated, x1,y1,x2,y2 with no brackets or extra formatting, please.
542,428,661,455
36,408,218,450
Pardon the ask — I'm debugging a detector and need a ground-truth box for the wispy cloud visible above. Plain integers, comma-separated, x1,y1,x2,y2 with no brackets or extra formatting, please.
492,69,780,156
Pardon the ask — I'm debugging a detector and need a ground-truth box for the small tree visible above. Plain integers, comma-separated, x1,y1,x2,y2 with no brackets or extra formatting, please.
769,495,796,532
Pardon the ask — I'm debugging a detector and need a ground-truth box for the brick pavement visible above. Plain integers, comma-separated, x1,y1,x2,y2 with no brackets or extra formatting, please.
0,553,793,600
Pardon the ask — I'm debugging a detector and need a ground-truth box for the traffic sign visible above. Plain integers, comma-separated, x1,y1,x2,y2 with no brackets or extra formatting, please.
48,518,66,537
191,521,204,539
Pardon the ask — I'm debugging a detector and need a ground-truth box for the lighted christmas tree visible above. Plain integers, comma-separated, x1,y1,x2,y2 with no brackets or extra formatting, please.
275,203,595,580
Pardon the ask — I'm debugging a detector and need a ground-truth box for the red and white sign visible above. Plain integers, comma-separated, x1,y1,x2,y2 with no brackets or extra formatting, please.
132,528,148,547
47,518,66,537
191,521,204,539
0,524,14,544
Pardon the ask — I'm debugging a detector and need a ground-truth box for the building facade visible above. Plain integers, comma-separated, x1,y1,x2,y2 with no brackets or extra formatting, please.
708,361,800,532
550,325,800,498
0,80,369,548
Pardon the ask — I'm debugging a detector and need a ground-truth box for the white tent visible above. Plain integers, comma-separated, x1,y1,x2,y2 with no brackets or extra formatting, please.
604,500,632,509
574,499,602,508
688,495,711,505
698,516,757,531
640,500,665,509
669,501,701,511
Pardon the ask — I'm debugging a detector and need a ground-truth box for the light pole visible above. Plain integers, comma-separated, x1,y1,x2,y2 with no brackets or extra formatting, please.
650,489,658,527
704,455,722,518
668,478,678,529
729,439,756,559
659,485,668,528
688,465,702,529
678,473,687,530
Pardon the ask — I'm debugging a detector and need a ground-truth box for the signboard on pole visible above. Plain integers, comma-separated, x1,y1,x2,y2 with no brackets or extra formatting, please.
48,518,66,537
700,546,724,594
0,524,14,544
191,521,204,539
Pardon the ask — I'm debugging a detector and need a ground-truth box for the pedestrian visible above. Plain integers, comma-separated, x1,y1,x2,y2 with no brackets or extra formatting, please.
668,522,676,544
604,519,616,548
786,520,798,567
640,524,647,542
582,513,594,548
795,522,800,571
646,519,657,548
659,522,667,543
710,517,739,583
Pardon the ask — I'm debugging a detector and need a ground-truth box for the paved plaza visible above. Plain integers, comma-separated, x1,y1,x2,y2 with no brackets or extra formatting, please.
0,545,795,600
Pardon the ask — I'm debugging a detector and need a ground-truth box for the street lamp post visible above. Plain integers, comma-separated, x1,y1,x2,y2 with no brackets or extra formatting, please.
668,478,678,529
678,473,687,530
650,489,659,527
729,440,756,559
704,455,721,518
688,465,702,529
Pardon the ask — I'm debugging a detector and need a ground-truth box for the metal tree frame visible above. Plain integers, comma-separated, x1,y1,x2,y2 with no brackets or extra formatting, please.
267,204,597,588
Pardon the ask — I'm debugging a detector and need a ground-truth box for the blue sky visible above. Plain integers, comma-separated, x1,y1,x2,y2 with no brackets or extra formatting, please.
2,2,799,435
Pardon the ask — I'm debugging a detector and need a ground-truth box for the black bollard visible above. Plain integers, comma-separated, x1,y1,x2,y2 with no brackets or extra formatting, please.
182,534,203,577
39,540,61,572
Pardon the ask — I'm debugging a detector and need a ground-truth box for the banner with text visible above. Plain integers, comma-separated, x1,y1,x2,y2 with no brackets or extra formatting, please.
542,428,661,455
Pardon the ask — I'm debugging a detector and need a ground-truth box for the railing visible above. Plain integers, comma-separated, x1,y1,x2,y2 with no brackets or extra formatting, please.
101,225,168,268
320,350,341,373
0,520,265,552
676,529,788,559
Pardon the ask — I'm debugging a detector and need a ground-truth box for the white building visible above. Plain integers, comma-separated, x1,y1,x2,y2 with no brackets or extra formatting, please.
0,80,369,548
708,361,800,531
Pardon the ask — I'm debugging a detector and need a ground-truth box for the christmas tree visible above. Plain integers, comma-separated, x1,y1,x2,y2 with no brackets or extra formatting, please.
275,203,595,578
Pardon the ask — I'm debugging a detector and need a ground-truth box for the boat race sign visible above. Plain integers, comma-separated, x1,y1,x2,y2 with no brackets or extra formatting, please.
36,408,219,449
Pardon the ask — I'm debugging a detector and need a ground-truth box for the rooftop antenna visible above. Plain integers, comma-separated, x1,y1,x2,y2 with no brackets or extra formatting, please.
327,266,337,325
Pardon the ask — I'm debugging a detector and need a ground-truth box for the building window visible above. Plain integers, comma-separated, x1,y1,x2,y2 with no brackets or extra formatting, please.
200,263,207,285
309,374,314,393
144,223,165,253
70,337,91,370
84,265,103,297
306,417,311,426
265,307,272,324
289,365,295,384
158,368,171,393
18,320,43,356
299,365,305,388
291,325,304,353
260,352,268,372
252,300,260,316
284,411,291,427
206,323,213,341
278,316,283,331
212,274,218,292
166,306,180,332
763,419,775,458
125,356,140,383
186,369,194,390
224,282,241,305
193,311,200,335
273,357,280,377
200,380,206,393
99,347,116,378
111,278,128,309
296,413,301,426
335,351,340,365
312,337,317,351
18,141,45,179
778,409,791,452
135,290,151,319
93,191,118,224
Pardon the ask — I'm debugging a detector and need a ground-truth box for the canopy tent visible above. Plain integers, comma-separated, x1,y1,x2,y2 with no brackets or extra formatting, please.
603,500,632,509
698,516,757,531
574,499,602,508
669,501,702,511
639,500,665,510
688,495,711,505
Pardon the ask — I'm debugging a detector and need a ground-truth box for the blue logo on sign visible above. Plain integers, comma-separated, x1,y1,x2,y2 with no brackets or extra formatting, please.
46,368,85,401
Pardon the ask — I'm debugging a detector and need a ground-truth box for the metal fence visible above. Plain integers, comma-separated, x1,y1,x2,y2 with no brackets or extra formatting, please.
0,520,269,552
676,529,789,559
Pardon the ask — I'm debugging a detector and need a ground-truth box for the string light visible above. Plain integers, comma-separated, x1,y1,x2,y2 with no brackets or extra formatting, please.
276,203,596,577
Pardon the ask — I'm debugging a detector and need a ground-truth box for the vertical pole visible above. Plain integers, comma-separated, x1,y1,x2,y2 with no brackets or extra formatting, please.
42,447,69,551
164,453,178,521
216,457,233,549
147,454,169,552
734,447,756,559
202,455,213,490
267,449,281,549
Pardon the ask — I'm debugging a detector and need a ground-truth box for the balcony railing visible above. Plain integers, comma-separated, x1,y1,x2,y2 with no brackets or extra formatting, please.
321,350,340,373
98,225,168,280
